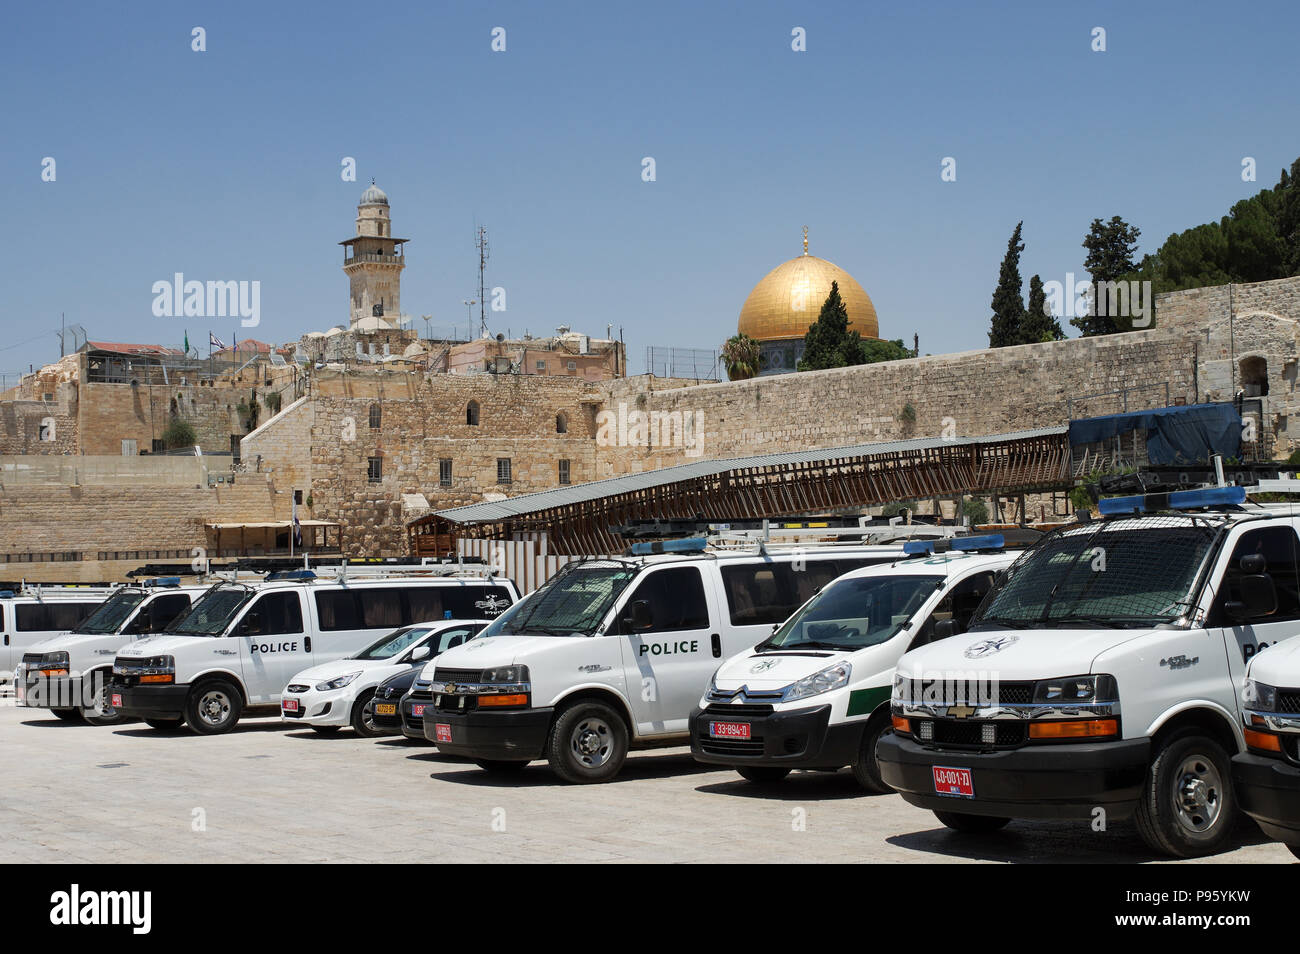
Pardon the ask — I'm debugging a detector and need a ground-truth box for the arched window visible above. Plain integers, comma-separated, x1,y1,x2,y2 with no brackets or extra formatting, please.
466,400,480,426
1240,356,1269,397
556,412,568,434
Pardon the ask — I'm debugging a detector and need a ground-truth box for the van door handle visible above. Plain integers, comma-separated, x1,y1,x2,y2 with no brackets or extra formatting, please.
305,636,312,653
710,634,721,658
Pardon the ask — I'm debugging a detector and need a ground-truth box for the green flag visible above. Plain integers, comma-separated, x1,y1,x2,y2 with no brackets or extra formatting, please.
184,329,190,354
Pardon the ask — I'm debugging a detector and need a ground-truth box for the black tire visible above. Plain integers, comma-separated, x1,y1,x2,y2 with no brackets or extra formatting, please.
185,680,243,735
310,725,341,735
350,690,383,737
82,675,130,727
1289,844,1300,861
736,766,791,783
51,708,83,723
545,701,629,783
144,717,185,732
475,759,528,773
850,715,893,793
934,811,1012,833
1135,730,1236,858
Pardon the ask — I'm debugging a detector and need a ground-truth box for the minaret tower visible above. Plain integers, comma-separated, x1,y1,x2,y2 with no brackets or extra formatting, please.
340,181,408,327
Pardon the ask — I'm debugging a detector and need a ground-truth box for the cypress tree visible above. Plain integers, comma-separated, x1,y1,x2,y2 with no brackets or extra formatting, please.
1021,274,1064,342
988,222,1026,348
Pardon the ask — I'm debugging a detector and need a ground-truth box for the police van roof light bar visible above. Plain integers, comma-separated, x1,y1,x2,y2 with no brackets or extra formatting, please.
1097,485,1247,516
626,537,709,556
903,533,1005,555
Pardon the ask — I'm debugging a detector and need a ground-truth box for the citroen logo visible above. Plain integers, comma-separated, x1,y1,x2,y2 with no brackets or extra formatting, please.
963,636,1019,659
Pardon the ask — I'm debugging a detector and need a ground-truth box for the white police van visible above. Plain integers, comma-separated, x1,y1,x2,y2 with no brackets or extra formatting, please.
110,569,518,734
422,539,910,782
280,618,488,736
879,485,1300,857
1,586,110,685
1232,640,1300,859
15,578,206,725
691,536,1016,789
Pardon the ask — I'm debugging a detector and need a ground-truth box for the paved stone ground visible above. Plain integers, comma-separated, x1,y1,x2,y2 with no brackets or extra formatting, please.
0,705,1290,864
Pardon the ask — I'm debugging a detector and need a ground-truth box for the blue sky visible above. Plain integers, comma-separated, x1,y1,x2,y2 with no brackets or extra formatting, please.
3,0,1298,380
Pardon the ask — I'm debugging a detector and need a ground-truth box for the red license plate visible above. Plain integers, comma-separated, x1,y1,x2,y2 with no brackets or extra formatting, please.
282,699,299,712
110,693,122,708
708,721,751,740
435,723,452,743
933,765,974,797
411,704,426,718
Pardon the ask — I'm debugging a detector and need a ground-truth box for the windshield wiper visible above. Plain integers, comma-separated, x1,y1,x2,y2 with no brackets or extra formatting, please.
769,640,844,651
971,616,1035,629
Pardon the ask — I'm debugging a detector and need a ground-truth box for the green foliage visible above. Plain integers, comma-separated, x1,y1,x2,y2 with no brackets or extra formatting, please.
236,389,261,431
1073,216,1142,337
721,333,760,381
960,497,989,525
988,222,1027,348
265,390,283,414
161,418,197,449
799,282,911,371
1022,274,1065,342
1287,448,1300,467
1118,158,1300,326
305,493,313,510
881,500,918,518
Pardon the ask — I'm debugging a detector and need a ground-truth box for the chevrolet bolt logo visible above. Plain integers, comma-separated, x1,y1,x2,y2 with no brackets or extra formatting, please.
444,684,458,694
947,705,976,719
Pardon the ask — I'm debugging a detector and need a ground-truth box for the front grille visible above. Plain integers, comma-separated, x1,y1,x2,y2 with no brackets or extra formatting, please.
703,703,774,717
914,719,1027,748
435,694,477,713
433,668,482,684
282,707,304,719
286,684,309,694
898,679,1034,707
407,686,433,702
1277,689,1300,713
699,737,765,757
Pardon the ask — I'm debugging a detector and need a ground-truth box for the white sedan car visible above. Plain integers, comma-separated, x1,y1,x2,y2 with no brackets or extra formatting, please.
280,619,486,736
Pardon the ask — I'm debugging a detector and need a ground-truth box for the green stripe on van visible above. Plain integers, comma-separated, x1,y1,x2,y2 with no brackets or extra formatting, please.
847,685,891,717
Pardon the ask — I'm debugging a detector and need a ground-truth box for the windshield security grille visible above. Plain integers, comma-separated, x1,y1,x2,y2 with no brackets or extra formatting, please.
974,515,1222,628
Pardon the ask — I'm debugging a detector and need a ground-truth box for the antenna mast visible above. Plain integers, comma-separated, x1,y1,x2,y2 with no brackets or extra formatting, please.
475,225,490,338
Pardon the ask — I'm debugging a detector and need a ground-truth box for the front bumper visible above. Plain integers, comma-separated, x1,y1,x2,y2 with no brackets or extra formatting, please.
400,694,435,741
16,672,83,710
109,680,189,720
425,706,554,761
1232,751,1300,845
877,732,1150,821
690,704,862,768
370,695,404,731
280,688,348,726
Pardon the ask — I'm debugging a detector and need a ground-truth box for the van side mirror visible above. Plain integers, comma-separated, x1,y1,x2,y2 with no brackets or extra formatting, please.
933,619,956,639
622,600,653,632
1226,573,1277,621
409,645,431,663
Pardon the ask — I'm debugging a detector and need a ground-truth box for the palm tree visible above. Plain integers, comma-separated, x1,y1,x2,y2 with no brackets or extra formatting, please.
722,333,760,381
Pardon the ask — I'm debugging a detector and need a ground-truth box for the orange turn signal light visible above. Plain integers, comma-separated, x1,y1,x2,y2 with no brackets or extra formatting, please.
37,668,69,677
478,694,528,707
891,715,911,733
139,673,174,684
1244,728,1283,753
1028,719,1118,740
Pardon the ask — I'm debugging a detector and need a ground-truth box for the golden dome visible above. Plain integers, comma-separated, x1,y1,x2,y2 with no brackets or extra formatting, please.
737,236,879,342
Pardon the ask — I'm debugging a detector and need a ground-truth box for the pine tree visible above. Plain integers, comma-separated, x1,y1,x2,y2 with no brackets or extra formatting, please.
799,282,860,370
1074,216,1141,336
1020,274,1064,342
988,222,1026,348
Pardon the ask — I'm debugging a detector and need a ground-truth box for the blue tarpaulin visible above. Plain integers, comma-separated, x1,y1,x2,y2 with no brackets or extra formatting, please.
1068,403,1242,466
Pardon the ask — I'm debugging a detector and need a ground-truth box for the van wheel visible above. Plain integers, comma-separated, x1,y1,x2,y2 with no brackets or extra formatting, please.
1135,731,1235,857
850,715,893,793
350,690,381,737
475,759,528,773
144,717,185,732
934,811,1011,833
546,702,628,783
186,681,243,735
51,708,83,723
83,678,129,726
1289,844,1300,861
736,766,790,783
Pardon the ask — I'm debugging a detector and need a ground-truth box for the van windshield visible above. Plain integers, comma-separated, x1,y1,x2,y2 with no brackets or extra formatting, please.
170,586,254,636
973,517,1220,630
74,590,147,634
759,574,943,651
499,565,639,637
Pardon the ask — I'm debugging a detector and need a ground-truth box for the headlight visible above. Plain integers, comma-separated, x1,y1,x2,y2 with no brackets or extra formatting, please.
480,665,529,684
1243,678,1278,712
784,661,852,703
37,651,71,674
1031,674,1118,705
891,671,908,703
317,671,362,691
